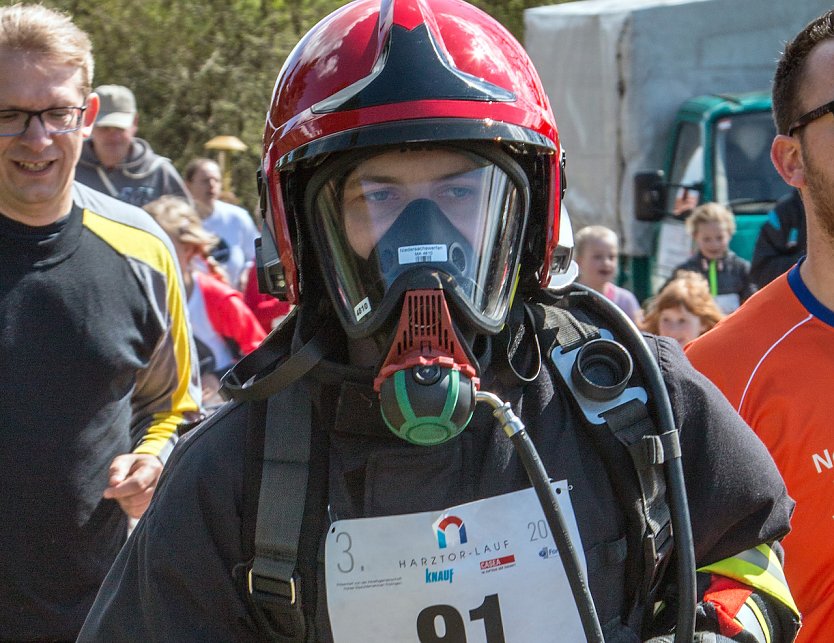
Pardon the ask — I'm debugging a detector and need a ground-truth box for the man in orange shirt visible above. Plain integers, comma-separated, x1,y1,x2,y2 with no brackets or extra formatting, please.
687,10,834,640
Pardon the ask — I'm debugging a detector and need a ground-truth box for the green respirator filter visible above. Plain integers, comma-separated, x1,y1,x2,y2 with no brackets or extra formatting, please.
379,365,476,446
373,290,480,447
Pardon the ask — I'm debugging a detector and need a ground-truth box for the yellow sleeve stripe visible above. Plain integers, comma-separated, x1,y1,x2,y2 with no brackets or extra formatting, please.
82,209,199,455
698,544,800,617
83,207,171,271
133,411,183,458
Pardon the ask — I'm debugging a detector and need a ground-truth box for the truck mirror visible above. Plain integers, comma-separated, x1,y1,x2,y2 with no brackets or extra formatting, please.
634,170,667,222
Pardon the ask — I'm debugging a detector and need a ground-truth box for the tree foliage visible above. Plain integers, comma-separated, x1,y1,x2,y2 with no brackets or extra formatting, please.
470,0,567,42
45,0,564,213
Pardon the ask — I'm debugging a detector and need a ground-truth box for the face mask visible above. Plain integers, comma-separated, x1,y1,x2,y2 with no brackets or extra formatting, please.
374,289,480,446
306,146,529,341
365,198,476,297
367,198,482,446
304,146,530,445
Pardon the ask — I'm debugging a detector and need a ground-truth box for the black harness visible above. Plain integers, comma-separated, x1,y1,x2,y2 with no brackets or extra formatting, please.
223,287,681,640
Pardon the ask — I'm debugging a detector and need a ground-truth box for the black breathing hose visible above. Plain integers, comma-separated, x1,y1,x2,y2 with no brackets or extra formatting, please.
573,284,697,642
476,391,606,643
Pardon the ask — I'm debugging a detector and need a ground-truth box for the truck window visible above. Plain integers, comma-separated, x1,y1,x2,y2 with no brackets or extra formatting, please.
713,112,789,208
666,121,703,214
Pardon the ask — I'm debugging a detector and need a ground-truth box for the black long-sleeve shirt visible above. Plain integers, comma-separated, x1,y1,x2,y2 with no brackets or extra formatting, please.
0,184,199,640
750,190,806,288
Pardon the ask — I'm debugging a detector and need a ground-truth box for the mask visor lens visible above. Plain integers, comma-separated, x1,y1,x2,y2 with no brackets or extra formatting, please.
310,147,527,334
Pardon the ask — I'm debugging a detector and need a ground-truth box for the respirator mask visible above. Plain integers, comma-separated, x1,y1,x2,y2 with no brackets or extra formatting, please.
305,144,530,445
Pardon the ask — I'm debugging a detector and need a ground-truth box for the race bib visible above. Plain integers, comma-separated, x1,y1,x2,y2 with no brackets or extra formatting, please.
325,482,587,642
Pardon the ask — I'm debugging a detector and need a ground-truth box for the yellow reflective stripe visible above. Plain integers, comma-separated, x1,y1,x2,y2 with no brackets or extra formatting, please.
698,544,799,616
736,545,787,585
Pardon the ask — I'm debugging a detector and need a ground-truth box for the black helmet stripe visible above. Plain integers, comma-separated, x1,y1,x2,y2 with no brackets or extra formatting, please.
312,23,515,115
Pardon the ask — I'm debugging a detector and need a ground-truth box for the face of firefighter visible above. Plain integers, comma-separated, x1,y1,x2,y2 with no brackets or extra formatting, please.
341,148,485,260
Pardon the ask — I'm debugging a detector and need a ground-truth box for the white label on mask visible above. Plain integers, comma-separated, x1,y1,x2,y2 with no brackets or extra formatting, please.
354,297,372,321
399,244,448,265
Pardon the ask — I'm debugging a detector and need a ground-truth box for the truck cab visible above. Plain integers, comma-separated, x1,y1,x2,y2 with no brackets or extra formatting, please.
635,92,790,296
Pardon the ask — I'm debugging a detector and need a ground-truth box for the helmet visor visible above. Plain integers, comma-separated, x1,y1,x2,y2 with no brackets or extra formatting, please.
306,146,529,337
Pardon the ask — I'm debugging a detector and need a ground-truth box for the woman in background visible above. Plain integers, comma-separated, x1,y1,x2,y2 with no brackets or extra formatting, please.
145,197,266,409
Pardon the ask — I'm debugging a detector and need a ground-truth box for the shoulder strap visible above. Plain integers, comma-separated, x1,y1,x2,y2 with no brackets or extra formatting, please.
243,380,312,642
527,298,601,354
227,309,338,640
531,293,675,629
221,311,335,402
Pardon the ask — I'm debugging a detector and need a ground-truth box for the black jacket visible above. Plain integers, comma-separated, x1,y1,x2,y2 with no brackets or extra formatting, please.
750,190,806,288
78,300,794,642
667,250,756,309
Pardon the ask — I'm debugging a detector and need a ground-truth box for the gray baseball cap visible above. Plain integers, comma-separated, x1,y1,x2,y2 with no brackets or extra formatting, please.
94,84,136,129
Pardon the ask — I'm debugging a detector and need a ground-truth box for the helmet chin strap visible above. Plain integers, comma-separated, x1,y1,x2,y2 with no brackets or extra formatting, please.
374,289,480,446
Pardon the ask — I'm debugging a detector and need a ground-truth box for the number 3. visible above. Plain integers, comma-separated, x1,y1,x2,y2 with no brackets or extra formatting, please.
335,531,354,573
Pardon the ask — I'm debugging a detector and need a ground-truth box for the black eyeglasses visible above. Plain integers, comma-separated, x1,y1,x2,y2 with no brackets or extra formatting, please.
788,99,834,136
0,106,87,137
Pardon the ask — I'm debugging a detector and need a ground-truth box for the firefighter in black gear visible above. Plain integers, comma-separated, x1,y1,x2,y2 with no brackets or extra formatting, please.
80,0,799,641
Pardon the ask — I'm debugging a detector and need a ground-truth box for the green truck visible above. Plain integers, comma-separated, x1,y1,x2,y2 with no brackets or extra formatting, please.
525,0,828,302
632,92,791,299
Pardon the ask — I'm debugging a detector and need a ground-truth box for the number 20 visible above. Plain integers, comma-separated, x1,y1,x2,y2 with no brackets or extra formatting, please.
528,519,548,541
417,594,505,642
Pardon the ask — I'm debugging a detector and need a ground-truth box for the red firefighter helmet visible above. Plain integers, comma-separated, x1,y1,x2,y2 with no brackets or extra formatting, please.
259,0,565,335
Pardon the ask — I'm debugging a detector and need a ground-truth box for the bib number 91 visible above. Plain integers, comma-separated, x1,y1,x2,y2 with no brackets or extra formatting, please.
417,594,505,642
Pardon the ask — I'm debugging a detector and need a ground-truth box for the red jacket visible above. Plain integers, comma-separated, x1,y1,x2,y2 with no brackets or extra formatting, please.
242,264,291,332
195,271,266,355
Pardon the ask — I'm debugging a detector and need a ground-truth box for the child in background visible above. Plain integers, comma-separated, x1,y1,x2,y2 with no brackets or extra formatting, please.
669,202,756,313
144,197,266,409
642,271,724,348
574,225,642,323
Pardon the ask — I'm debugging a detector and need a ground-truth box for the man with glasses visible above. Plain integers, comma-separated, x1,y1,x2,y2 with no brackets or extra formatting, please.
0,5,200,640
687,9,834,641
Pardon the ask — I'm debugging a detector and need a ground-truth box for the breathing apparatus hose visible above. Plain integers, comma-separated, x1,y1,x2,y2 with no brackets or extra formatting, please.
572,283,697,642
476,390,605,643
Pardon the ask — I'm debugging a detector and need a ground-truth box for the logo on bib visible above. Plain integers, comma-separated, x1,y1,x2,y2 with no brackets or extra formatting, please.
424,567,455,584
538,546,559,559
480,555,516,573
434,514,467,549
